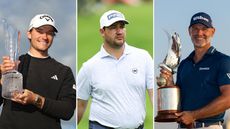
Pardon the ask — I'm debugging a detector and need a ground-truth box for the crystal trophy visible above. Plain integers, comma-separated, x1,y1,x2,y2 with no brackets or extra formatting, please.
1,19,23,99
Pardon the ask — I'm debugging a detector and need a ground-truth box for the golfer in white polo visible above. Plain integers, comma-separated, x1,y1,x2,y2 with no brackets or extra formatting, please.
77,10,153,129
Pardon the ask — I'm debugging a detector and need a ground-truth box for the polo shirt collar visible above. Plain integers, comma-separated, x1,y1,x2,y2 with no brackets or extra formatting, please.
187,46,216,60
99,42,132,58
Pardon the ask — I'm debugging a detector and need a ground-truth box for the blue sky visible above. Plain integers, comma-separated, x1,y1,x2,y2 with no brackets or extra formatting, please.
0,1,76,129
0,0,76,74
154,0,230,128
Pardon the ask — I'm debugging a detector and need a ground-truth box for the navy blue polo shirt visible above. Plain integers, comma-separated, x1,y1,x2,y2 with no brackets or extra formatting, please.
176,46,230,123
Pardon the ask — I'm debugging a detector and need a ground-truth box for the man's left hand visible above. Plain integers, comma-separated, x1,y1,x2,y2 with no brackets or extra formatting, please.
176,111,196,125
12,89,36,105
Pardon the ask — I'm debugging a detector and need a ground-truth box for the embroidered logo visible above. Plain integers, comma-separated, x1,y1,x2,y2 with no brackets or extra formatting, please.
107,12,123,20
51,75,58,80
40,15,54,22
199,67,210,71
193,16,209,22
132,68,138,74
227,73,230,79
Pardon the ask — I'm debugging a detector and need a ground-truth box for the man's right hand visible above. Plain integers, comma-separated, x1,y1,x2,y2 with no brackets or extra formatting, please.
0,56,18,74
159,67,174,86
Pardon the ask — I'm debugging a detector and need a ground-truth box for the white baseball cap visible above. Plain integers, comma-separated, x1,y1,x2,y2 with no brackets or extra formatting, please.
28,14,58,32
100,10,129,29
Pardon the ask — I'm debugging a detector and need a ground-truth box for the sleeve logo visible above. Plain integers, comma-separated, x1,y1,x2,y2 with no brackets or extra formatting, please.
227,73,230,79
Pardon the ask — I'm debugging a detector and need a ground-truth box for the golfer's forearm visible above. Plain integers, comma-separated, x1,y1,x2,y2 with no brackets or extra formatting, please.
42,98,75,120
77,99,88,124
148,89,153,106
77,110,84,124
193,95,230,120
192,85,230,120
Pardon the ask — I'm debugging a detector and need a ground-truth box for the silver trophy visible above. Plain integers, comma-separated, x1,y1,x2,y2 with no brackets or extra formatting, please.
1,19,23,99
155,32,181,122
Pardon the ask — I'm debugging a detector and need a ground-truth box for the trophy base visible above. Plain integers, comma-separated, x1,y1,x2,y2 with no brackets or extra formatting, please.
155,110,179,122
1,71,23,100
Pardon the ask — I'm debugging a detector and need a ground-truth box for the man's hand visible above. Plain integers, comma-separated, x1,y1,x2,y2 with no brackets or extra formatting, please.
12,89,45,109
176,111,196,126
12,89,36,105
1,56,20,74
158,66,174,86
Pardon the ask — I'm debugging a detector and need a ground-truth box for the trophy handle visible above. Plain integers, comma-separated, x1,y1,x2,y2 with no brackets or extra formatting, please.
17,31,21,59
15,31,21,70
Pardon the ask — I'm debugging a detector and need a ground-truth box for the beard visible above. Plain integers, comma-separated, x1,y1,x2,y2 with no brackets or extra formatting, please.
105,38,125,49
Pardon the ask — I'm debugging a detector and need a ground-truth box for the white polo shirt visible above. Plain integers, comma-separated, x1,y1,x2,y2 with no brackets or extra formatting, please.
77,43,154,128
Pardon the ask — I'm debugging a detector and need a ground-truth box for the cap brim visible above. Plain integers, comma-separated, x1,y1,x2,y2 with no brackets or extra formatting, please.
53,27,58,33
104,20,129,28
28,25,58,33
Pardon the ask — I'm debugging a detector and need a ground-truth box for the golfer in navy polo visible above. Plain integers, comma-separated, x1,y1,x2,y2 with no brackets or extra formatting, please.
161,12,230,129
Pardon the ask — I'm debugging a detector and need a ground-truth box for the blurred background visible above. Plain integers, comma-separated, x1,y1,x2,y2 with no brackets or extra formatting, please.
0,1,76,129
77,0,153,129
155,0,230,129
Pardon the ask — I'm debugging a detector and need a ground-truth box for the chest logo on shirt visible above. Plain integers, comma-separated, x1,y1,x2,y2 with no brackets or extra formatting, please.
227,73,230,80
51,75,58,80
132,68,138,74
199,67,210,71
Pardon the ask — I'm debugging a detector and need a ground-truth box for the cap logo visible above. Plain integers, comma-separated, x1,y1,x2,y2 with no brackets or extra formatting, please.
40,15,53,22
227,73,230,79
107,13,123,20
193,16,209,22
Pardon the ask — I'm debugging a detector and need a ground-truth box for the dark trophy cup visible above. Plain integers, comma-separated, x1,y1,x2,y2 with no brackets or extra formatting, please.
155,32,181,122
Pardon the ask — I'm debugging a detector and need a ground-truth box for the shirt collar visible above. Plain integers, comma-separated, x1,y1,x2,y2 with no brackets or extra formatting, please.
99,42,132,58
206,46,216,55
188,46,216,60
27,51,50,59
